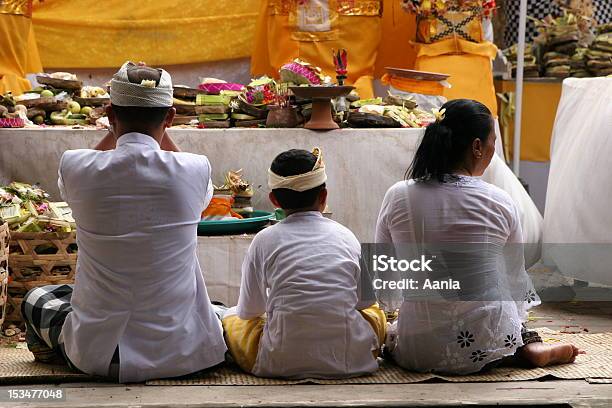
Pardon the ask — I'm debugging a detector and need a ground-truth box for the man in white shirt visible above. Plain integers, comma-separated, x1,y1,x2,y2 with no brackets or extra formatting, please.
21,61,227,383
222,148,386,379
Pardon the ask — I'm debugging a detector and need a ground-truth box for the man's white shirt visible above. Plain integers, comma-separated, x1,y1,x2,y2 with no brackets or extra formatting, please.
57,132,225,382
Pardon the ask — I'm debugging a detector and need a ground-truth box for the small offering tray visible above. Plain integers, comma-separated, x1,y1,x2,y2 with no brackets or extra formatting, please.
36,75,83,90
197,211,275,235
384,67,450,81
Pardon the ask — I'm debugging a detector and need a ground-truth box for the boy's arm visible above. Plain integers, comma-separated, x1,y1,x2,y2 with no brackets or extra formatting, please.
236,244,267,320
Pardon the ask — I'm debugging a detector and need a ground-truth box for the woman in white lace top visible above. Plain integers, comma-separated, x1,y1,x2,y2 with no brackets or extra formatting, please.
376,99,582,374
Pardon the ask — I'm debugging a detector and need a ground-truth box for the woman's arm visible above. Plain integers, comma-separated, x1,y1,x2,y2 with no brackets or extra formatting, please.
503,203,540,316
375,188,394,243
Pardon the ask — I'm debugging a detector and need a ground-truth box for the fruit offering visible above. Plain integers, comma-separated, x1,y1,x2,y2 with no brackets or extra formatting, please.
80,86,109,99
50,109,89,126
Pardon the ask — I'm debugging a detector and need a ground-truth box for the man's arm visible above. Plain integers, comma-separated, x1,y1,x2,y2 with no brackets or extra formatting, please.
160,131,180,152
57,153,69,202
94,130,180,152
94,131,117,151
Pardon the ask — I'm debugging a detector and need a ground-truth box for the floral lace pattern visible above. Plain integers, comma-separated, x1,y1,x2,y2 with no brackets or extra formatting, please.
441,174,479,186
457,331,475,348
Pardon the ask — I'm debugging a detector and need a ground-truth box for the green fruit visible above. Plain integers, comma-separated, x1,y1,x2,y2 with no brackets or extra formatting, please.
40,90,54,97
50,110,88,125
80,106,93,115
33,115,45,125
50,111,66,125
67,101,81,114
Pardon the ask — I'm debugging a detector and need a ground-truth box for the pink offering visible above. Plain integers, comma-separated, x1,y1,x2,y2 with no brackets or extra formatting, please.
0,118,25,128
198,83,245,95
280,59,325,85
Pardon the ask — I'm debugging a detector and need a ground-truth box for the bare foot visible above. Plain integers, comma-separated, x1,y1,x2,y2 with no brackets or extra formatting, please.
519,343,585,367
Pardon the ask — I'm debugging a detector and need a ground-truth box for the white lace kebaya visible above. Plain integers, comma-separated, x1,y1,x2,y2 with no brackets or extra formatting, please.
376,175,540,374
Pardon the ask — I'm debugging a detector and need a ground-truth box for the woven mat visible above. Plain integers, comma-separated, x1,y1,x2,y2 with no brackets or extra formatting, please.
147,329,612,385
0,347,98,385
1,329,610,385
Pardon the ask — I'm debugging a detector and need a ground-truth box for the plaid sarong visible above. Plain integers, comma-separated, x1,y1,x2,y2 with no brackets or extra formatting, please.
21,284,74,365
21,285,225,374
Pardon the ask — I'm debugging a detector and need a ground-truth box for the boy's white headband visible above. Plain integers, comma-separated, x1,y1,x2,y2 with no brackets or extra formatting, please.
268,147,327,192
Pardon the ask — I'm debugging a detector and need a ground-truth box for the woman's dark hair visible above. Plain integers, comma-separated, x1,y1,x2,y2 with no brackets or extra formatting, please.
270,149,325,210
406,99,493,182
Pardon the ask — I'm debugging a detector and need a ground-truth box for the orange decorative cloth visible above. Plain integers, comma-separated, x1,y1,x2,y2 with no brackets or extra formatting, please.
202,196,243,220
381,73,445,96
413,39,498,116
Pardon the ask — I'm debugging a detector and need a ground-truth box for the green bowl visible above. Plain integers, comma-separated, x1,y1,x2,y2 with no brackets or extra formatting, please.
197,210,275,236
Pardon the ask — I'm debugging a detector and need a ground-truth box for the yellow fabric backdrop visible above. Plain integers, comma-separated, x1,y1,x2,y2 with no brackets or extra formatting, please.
495,79,563,162
374,0,417,76
0,14,35,95
0,0,42,95
31,0,418,74
31,0,259,68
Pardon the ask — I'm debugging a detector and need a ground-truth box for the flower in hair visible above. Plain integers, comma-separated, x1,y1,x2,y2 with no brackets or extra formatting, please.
432,108,446,123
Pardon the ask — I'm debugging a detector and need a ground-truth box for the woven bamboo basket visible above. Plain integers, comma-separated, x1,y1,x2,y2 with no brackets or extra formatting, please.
6,231,77,325
0,223,9,329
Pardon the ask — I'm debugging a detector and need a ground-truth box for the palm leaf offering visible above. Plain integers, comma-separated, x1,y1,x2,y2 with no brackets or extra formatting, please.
351,93,436,128
195,94,232,106
0,182,74,232
504,8,611,79
213,170,254,217
198,113,230,121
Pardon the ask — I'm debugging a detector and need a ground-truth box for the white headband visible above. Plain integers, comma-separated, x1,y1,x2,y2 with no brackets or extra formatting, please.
268,147,327,192
110,61,173,107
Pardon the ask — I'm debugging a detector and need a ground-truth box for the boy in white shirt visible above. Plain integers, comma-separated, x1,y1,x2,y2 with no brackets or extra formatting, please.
223,148,386,379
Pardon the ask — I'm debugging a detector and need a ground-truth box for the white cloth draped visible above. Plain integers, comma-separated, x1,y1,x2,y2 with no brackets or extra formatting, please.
482,154,543,268
543,77,612,285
